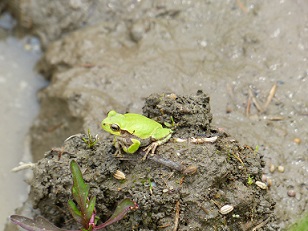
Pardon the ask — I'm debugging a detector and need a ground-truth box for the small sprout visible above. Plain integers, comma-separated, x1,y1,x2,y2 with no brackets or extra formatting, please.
253,145,259,155
255,181,268,190
82,128,98,148
68,160,97,229
149,180,157,194
219,204,234,215
114,170,126,180
164,116,175,128
247,175,254,185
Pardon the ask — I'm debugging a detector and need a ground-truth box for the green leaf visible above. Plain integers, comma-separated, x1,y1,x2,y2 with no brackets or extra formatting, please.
70,160,89,207
67,199,83,225
287,212,308,231
94,198,138,230
69,160,95,228
85,196,96,223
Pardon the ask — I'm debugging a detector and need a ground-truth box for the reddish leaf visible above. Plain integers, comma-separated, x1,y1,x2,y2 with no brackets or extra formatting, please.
94,198,138,230
10,215,72,231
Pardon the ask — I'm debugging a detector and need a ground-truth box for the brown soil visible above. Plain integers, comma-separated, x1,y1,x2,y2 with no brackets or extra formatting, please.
4,1,307,230
27,92,278,230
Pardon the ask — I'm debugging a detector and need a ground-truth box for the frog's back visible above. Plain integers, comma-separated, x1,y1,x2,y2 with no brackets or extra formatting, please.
124,113,164,139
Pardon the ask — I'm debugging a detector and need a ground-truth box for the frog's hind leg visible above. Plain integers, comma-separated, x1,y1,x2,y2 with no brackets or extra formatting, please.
142,134,172,161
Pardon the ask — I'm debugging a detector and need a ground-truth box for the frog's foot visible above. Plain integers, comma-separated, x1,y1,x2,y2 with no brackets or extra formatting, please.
142,142,159,161
114,149,124,158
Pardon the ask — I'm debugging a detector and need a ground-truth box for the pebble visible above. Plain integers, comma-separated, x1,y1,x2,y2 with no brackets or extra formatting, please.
183,165,198,175
277,165,285,173
269,164,276,173
266,178,273,187
261,174,267,182
287,190,296,197
261,175,272,188
255,181,268,190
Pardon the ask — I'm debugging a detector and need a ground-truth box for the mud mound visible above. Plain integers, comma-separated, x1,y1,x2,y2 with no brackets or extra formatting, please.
28,92,277,230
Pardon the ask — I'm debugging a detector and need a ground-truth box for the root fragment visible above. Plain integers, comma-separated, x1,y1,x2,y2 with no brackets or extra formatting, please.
173,201,180,231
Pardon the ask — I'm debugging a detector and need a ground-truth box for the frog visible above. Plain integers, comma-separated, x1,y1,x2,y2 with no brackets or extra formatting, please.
101,110,173,160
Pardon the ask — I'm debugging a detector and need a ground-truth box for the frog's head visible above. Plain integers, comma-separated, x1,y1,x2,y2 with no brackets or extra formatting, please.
101,110,124,136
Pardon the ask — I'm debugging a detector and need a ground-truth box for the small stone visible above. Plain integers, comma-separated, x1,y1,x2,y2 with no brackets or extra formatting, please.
261,175,272,187
255,181,268,190
277,165,285,173
261,174,267,182
183,165,198,175
293,138,301,144
266,178,273,187
287,190,296,197
269,164,276,173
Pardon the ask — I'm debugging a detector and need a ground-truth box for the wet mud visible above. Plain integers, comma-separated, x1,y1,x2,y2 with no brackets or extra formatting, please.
26,92,277,230
3,0,307,230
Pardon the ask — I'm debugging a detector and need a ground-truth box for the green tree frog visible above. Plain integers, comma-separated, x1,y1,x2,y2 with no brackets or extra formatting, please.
101,110,172,159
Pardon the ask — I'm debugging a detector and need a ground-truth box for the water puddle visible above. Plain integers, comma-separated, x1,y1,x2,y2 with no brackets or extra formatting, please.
0,35,47,229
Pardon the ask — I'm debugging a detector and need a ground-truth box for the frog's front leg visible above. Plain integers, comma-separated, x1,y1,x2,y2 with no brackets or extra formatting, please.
116,136,141,155
123,138,141,154
112,137,124,157
142,133,172,160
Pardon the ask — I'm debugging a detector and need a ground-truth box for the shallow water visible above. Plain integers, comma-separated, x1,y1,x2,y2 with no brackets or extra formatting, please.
0,36,46,230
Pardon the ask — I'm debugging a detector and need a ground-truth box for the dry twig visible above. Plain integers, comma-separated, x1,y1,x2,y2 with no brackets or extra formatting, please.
262,83,277,112
246,94,252,117
252,217,270,231
249,88,264,112
173,201,180,231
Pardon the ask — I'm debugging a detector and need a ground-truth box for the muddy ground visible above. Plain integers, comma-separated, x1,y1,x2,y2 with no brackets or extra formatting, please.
3,0,307,230
18,92,278,230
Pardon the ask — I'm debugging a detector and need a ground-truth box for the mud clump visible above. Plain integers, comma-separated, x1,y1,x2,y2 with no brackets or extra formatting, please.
28,91,277,230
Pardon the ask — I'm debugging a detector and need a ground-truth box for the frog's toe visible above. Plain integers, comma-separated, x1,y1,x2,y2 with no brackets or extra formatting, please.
143,142,158,154
114,149,124,157
142,143,159,161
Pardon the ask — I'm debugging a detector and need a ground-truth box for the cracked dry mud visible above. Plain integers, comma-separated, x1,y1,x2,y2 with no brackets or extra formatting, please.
26,92,278,230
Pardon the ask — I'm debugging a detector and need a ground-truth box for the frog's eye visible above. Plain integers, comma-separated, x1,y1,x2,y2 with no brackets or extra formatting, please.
110,124,120,132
